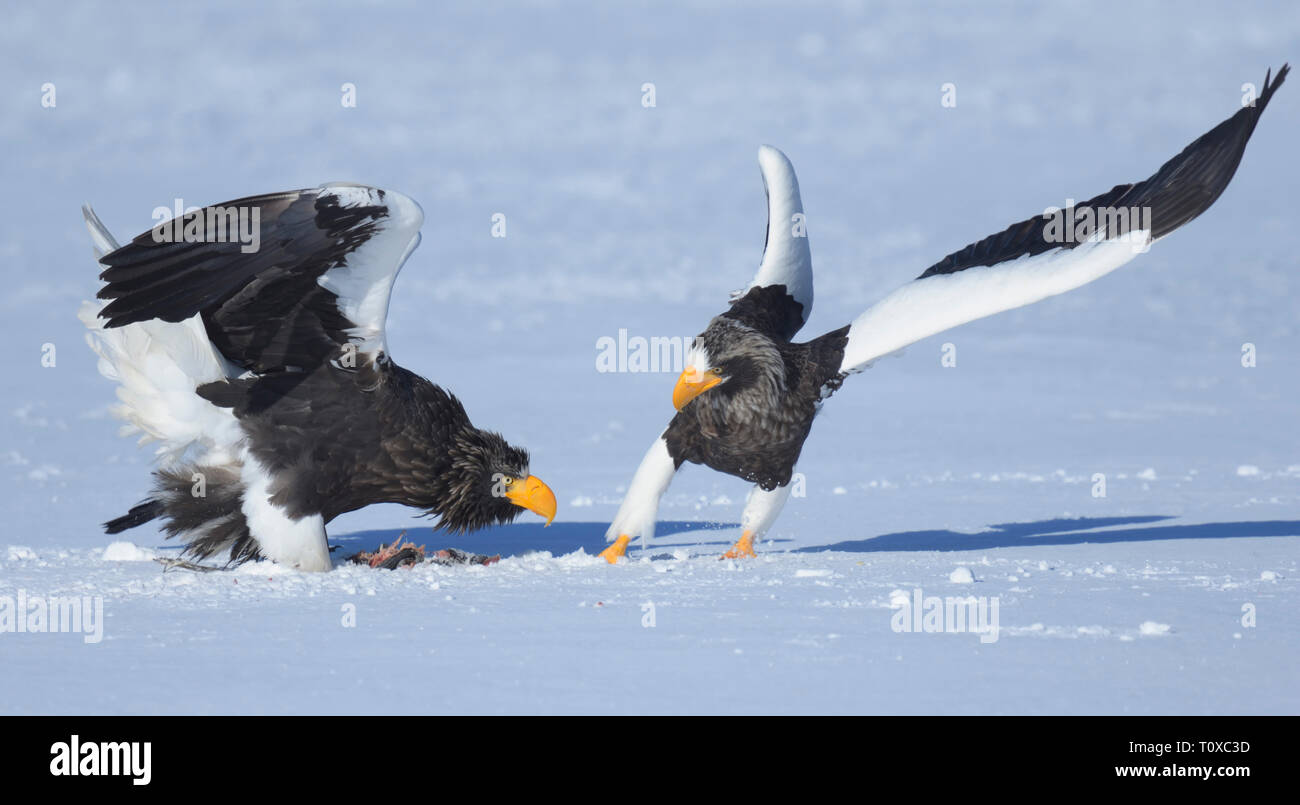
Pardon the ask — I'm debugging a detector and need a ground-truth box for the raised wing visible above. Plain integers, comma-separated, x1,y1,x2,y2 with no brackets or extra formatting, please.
725,145,814,342
95,183,423,375
839,65,1287,374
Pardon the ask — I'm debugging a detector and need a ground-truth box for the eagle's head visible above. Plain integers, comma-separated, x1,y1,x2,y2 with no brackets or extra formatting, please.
673,319,784,411
437,428,556,533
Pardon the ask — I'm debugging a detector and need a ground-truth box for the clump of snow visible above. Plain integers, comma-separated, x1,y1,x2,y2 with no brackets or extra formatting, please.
1139,621,1171,636
1236,465,1261,477
1137,467,1157,481
102,541,156,561
795,569,832,578
832,486,847,495
949,566,975,584
7,546,37,561
1260,570,1278,581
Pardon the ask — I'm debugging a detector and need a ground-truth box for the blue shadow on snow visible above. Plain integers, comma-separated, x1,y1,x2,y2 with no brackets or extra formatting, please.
334,519,739,559
797,515,1300,553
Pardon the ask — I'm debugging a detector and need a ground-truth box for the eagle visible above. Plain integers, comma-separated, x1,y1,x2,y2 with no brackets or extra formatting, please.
600,65,1288,563
80,184,556,571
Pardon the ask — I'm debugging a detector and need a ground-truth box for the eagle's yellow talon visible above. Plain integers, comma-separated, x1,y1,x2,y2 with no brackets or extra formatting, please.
599,534,631,564
721,531,756,559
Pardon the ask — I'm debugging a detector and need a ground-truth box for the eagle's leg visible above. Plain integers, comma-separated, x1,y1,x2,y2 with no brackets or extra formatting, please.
601,436,678,563
722,477,794,559
598,535,633,564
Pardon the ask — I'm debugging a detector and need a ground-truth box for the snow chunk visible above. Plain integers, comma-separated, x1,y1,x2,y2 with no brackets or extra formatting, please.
102,541,157,562
832,486,847,495
1136,467,1157,481
7,545,37,561
949,566,975,584
1236,465,1261,477
795,569,832,578
1138,621,1171,636
1260,570,1278,581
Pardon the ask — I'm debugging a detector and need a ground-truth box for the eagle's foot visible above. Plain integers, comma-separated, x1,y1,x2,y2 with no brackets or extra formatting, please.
599,534,631,564
720,531,756,559
154,557,224,573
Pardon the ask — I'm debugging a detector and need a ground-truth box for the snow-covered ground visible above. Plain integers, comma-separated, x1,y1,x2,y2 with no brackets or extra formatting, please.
1,1,1297,714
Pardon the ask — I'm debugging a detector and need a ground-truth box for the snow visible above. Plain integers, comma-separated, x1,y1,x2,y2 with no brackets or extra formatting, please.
101,541,156,562
2,0,1299,715
6,546,37,562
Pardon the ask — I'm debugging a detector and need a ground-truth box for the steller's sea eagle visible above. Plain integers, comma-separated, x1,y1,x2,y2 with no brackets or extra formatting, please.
600,65,1288,563
81,184,556,571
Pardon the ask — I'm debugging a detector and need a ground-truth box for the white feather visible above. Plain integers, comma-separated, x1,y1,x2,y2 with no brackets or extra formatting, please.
740,479,795,540
79,198,243,467
736,145,814,323
239,454,330,571
79,302,245,468
81,204,120,261
314,184,424,359
606,436,678,543
840,231,1151,374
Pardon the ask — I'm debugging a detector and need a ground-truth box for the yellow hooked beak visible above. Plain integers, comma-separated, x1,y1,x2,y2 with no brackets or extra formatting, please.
504,475,557,526
673,366,724,410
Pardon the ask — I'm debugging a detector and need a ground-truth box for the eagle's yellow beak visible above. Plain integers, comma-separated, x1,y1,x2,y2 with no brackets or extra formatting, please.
673,366,724,410
504,475,557,526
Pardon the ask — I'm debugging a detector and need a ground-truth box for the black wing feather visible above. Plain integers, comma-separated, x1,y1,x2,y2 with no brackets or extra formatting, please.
95,188,394,374
920,65,1288,279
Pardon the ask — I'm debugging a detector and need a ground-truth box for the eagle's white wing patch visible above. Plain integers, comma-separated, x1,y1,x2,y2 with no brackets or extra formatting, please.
314,184,424,360
840,232,1150,375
